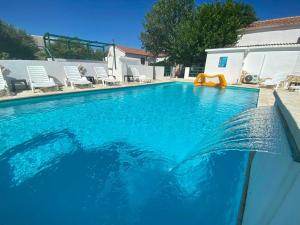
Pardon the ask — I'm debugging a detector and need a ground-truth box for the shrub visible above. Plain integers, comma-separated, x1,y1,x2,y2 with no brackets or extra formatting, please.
0,20,39,59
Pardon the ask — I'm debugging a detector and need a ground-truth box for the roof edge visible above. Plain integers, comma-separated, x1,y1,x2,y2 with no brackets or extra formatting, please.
240,16,300,32
206,43,300,53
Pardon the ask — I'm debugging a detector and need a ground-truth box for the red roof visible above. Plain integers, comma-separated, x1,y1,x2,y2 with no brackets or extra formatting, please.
244,16,300,31
116,45,166,58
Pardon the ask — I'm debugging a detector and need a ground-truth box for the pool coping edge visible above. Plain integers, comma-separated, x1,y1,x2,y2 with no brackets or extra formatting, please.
0,81,175,104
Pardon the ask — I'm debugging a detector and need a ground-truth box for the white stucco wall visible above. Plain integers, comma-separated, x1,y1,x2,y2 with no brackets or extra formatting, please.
107,47,125,80
124,53,150,65
294,53,300,75
127,65,165,80
107,46,166,81
243,50,300,79
204,46,300,84
0,60,108,85
119,57,141,81
204,51,245,84
237,26,300,46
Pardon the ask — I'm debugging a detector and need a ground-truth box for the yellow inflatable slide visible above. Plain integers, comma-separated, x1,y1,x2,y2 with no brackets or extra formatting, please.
194,73,227,88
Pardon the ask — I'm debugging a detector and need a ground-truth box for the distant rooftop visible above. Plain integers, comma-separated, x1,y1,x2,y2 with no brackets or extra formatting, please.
242,16,300,31
116,45,166,58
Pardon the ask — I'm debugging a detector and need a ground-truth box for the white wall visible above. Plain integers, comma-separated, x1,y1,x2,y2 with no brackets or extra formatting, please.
0,60,108,85
127,65,165,80
238,26,300,46
54,58,106,63
204,47,300,84
242,152,300,225
293,53,300,75
184,67,190,79
107,47,126,80
204,51,245,84
119,57,141,81
107,46,169,81
243,50,300,79
125,53,150,65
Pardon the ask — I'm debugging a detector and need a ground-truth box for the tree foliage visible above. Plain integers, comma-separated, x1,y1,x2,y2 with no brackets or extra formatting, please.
0,19,106,61
140,0,194,57
141,0,257,66
48,39,106,61
194,0,257,52
0,20,39,59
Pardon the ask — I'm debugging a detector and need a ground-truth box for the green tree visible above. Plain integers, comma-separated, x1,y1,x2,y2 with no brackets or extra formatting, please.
140,0,195,58
141,0,257,66
193,0,257,58
169,17,200,65
49,39,106,61
0,20,39,59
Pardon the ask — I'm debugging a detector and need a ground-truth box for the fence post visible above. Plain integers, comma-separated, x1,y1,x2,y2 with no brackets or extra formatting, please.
184,67,190,79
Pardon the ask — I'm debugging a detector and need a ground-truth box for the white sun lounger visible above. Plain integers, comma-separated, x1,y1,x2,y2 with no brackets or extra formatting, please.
131,67,151,83
27,66,58,92
64,66,92,89
0,68,8,95
94,67,120,86
289,85,300,92
259,74,287,89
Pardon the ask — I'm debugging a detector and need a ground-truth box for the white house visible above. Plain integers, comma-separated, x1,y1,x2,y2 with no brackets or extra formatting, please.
204,16,300,84
108,45,166,65
107,45,166,80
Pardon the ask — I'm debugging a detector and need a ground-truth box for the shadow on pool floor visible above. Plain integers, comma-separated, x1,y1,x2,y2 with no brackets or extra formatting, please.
0,136,247,225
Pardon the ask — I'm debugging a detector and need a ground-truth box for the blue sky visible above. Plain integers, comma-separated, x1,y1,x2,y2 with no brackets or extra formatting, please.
1,0,299,48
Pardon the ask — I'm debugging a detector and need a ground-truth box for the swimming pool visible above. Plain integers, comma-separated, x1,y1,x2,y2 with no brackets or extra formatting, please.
0,82,259,225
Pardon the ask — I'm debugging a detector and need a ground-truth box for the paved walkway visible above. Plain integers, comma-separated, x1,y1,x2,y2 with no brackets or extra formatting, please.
257,88,275,107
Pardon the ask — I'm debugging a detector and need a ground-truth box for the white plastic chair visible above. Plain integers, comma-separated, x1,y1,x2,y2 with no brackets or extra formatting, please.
260,73,288,89
64,66,92,89
26,66,58,92
289,85,300,92
94,67,120,86
131,67,151,83
0,68,8,94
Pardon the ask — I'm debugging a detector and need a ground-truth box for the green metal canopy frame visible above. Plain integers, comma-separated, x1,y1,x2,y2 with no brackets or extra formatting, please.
43,32,117,69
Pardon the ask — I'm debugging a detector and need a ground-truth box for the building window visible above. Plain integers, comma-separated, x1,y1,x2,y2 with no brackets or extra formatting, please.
218,56,228,68
141,58,145,65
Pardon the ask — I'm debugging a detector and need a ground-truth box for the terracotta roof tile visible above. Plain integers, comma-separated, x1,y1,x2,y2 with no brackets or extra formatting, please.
116,45,166,57
244,16,300,31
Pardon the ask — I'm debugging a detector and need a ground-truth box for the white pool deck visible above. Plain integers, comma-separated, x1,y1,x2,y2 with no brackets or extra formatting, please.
0,80,173,102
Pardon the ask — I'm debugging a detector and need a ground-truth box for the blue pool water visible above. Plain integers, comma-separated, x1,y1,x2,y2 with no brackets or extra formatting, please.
0,82,259,225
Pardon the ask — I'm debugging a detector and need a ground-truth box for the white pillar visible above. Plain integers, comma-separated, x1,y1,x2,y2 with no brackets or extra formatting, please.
184,67,190,79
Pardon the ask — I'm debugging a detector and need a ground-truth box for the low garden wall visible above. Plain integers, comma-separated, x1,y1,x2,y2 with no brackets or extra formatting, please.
0,59,166,87
0,59,108,86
